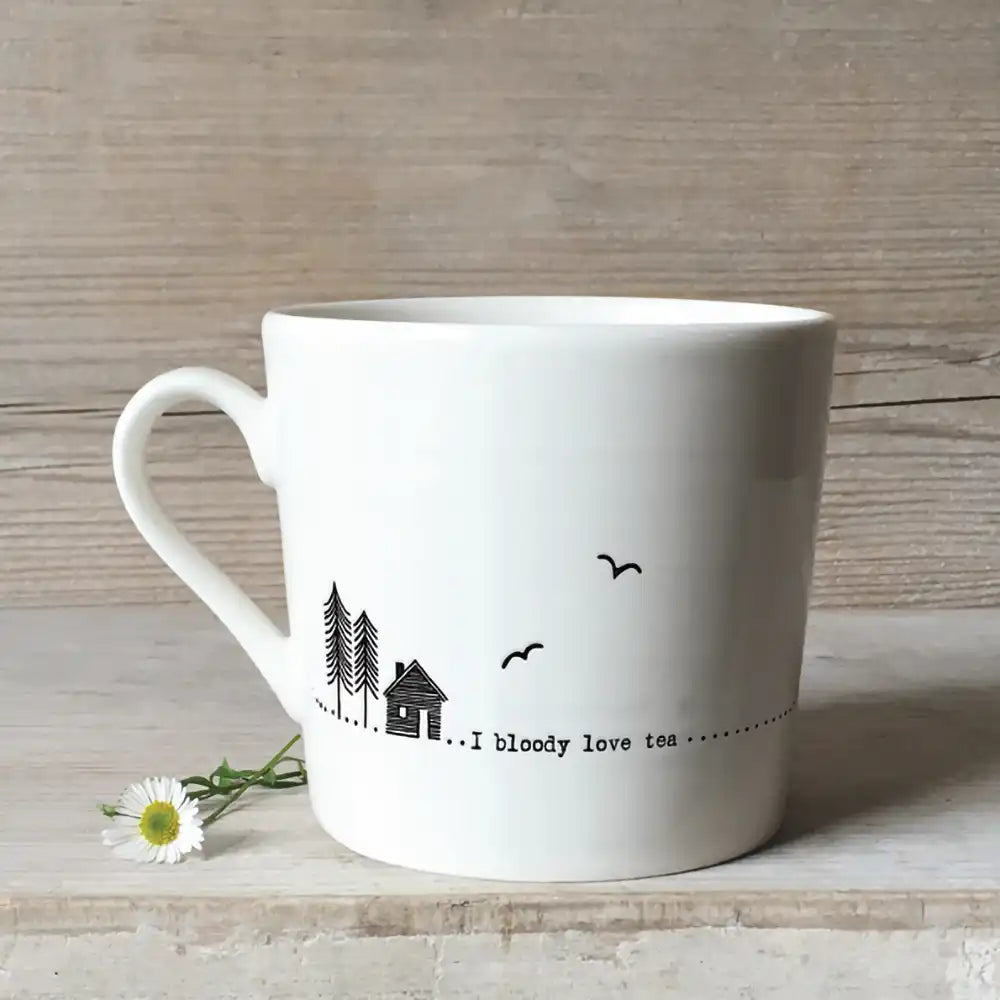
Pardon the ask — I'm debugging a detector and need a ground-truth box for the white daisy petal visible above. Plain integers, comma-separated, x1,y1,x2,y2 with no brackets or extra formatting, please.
118,783,149,816
102,822,138,847
101,776,203,864
177,828,203,853
103,815,138,838
112,837,148,862
181,802,200,821
132,841,156,863
122,779,147,802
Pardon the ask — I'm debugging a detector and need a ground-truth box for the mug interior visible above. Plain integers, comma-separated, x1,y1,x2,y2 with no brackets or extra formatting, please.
270,295,831,329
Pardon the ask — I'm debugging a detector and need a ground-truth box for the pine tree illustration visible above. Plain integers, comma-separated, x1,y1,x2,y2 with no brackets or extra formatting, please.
352,610,379,728
324,582,353,718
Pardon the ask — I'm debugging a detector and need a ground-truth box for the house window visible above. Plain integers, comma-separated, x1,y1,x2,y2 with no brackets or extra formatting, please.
398,706,407,718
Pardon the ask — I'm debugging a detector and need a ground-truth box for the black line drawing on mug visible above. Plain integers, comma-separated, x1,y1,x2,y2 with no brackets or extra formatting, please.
501,643,544,670
384,660,447,739
324,581,354,718
353,609,379,728
596,553,642,579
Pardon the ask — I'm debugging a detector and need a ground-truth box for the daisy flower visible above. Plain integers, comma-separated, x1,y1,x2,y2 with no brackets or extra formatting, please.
102,777,204,864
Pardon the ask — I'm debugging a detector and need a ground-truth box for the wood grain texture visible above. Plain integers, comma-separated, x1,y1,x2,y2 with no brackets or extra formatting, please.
1,0,999,607
4,607,1000,909
7,607,1000,996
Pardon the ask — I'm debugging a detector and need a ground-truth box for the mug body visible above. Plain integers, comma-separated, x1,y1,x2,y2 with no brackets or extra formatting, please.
262,296,836,881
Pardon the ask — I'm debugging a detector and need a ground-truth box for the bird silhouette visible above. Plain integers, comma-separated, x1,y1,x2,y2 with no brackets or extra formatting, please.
501,643,544,669
597,553,642,579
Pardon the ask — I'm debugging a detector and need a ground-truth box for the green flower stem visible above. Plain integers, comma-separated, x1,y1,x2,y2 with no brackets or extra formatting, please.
200,733,304,827
98,734,307,823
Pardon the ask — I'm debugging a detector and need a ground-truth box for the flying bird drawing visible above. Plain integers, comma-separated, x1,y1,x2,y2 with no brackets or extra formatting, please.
501,643,544,670
597,553,642,579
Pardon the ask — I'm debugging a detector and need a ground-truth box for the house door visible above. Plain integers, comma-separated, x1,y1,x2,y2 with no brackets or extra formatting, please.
417,709,428,737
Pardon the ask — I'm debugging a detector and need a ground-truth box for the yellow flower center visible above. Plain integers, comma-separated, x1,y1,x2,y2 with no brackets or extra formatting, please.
139,801,180,846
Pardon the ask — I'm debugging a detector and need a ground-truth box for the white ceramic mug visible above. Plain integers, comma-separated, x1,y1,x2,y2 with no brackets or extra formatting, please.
113,296,836,881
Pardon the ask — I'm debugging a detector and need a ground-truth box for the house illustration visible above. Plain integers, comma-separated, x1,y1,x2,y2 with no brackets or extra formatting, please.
384,660,447,740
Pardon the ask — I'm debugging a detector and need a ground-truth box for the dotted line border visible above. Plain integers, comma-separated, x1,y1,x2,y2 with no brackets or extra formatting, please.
311,700,378,731
312,696,798,745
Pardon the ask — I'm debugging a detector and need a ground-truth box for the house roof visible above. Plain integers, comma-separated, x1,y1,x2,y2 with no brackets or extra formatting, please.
383,659,448,702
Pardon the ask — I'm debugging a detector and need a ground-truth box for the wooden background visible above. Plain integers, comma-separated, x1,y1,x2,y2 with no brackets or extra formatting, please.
1,0,998,609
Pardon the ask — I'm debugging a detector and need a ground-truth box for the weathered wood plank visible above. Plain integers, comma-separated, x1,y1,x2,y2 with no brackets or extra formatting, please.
3,605,1000,901
1,0,998,607
5,403,1000,607
5,605,1000,994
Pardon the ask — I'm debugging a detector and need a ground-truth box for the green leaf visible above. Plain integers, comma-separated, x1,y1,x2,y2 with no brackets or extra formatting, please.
98,733,306,832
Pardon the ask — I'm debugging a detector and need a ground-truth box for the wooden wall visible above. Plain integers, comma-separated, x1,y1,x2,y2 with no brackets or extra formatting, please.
2,0,999,608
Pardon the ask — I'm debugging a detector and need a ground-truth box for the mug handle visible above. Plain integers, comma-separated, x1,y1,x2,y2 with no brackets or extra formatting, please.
112,367,303,725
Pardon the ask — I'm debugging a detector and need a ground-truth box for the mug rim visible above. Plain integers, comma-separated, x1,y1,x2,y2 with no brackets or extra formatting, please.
264,295,834,333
